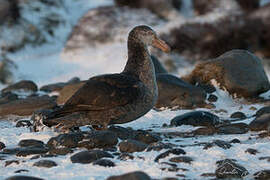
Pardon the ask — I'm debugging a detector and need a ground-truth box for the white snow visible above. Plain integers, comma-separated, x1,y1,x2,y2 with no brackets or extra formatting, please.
1,0,270,180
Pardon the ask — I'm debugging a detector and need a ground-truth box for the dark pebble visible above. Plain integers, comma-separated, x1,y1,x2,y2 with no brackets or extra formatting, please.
107,171,151,180
230,139,241,144
70,150,113,164
207,94,218,102
154,148,186,162
169,156,193,164
5,176,44,180
16,120,32,128
0,141,6,150
230,112,247,119
245,148,259,155
119,139,148,153
33,160,57,168
254,170,270,179
93,159,115,167
18,139,44,148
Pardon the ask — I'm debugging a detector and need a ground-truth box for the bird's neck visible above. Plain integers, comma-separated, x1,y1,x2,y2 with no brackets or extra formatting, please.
123,39,157,96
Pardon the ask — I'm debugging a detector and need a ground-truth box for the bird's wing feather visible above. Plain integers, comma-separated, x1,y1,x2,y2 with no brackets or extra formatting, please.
53,73,144,116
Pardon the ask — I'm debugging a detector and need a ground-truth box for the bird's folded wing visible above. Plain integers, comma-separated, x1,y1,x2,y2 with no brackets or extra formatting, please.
60,74,144,113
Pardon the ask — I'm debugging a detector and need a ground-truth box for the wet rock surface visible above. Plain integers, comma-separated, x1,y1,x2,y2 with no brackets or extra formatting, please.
3,146,49,157
70,150,113,164
0,141,6,150
169,156,193,164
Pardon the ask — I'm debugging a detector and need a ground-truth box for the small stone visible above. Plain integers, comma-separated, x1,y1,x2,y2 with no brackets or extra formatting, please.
259,157,270,162
48,147,73,155
5,176,44,180
196,83,216,93
93,159,115,167
215,159,249,178
70,150,113,164
118,153,134,161
47,132,84,149
133,130,161,145
254,170,270,179
33,160,57,168
245,148,259,155
154,148,186,162
170,111,220,127
207,94,218,102
230,139,241,143
249,113,270,131
18,139,44,148
169,156,193,164
108,126,135,140
255,106,270,117
2,80,38,94
107,171,151,180
3,146,49,157
0,141,6,150
217,123,249,134
78,131,118,149
16,120,32,128
204,140,232,150
230,111,247,119
14,169,29,173
5,160,19,167
119,139,148,153
146,142,173,152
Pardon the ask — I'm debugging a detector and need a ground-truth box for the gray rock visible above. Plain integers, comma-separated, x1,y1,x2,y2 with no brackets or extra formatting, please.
255,106,270,118
3,146,49,157
249,113,270,131
16,120,32,128
33,160,57,168
119,139,148,153
107,171,151,180
169,156,193,164
18,139,44,148
215,159,249,178
70,150,113,164
155,74,207,109
217,123,249,134
154,148,186,162
170,111,220,127
5,176,44,180
0,141,5,150
47,132,84,149
186,50,270,97
78,131,118,149
2,80,38,94
93,159,115,167
230,111,247,119
254,170,270,179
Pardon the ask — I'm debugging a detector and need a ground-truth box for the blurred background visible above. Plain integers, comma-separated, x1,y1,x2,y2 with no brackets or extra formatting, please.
0,0,269,88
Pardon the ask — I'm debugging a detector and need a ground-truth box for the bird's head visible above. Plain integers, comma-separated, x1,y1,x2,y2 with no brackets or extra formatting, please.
129,25,170,53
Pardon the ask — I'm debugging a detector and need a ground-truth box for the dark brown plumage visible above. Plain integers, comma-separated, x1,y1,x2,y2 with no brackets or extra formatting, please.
43,25,170,131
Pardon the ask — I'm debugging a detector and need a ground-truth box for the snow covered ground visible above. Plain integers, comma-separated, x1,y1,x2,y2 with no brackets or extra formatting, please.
1,0,270,179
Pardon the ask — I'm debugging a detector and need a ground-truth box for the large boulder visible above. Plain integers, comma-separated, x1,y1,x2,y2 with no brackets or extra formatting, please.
64,6,162,52
184,50,270,97
114,0,181,19
155,74,207,109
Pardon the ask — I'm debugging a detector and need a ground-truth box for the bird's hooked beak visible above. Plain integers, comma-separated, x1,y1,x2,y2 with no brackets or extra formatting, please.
152,36,171,53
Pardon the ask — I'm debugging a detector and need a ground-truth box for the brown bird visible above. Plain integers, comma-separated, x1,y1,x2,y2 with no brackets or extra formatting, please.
39,25,170,131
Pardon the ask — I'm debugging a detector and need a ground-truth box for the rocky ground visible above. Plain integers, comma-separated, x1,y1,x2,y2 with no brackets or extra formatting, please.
1,0,270,180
